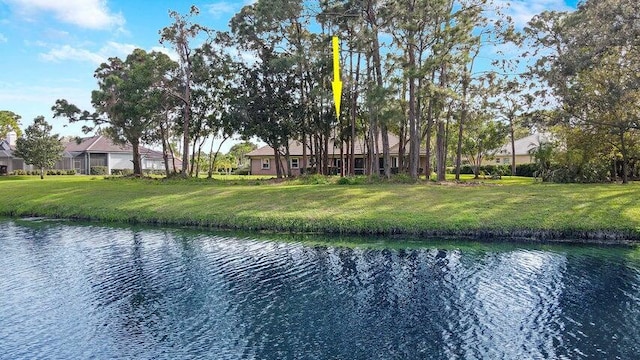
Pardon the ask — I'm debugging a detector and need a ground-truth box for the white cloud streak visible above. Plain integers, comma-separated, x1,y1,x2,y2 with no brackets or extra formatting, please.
39,41,138,64
206,2,237,18
495,0,573,28
0,33,7,43
4,0,124,30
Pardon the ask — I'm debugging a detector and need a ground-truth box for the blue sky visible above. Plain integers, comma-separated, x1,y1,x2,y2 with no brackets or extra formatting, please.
0,0,578,147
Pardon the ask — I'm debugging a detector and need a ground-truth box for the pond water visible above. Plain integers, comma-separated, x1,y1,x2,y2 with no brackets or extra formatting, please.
1,219,639,359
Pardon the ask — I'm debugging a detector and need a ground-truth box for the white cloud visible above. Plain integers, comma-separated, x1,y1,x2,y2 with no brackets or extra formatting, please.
4,0,125,30
39,41,138,64
206,2,237,18
102,41,137,57
40,44,105,64
494,0,573,28
43,28,71,41
0,33,7,43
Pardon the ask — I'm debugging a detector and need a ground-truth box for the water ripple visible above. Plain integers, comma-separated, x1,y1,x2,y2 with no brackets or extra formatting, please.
1,220,639,359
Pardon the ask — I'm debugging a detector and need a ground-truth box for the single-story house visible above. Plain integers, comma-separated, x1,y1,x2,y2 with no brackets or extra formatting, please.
248,133,550,176
0,136,33,173
485,133,552,166
247,134,413,176
63,135,180,174
1,133,181,175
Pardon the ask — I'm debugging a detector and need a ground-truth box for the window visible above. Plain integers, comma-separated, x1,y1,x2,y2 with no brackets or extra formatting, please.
496,158,501,164
504,157,511,164
290,158,299,169
261,158,270,169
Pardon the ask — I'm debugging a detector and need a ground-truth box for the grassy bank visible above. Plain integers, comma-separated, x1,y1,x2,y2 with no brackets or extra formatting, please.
1,175,639,243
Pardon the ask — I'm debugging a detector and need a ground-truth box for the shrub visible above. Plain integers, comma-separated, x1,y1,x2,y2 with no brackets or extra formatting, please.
449,164,512,177
143,169,166,176
336,175,368,185
299,174,331,184
548,162,611,183
90,166,108,175
66,169,76,175
234,168,251,175
111,168,134,176
390,173,416,184
515,163,539,177
459,165,475,175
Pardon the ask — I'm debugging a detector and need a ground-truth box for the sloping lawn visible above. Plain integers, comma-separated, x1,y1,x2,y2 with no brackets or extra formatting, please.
0,175,638,241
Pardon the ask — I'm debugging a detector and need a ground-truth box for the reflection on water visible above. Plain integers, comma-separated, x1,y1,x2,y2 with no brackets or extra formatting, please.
0,219,639,359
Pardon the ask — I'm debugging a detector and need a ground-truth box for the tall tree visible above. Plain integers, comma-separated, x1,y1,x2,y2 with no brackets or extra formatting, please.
230,2,302,178
13,116,63,179
159,5,208,177
53,49,176,176
525,0,640,183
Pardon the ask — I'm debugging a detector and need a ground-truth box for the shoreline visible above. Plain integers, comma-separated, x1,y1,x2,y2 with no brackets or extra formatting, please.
1,176,639,246
3,212,638,246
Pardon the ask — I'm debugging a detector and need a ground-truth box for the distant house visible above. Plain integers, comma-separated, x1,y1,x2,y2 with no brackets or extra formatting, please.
486,133,552,166
247,134,408,176
0,133,32,173
0,133,181,174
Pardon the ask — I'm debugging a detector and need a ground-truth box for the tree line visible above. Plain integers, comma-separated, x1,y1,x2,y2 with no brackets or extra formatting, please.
29,0,638,182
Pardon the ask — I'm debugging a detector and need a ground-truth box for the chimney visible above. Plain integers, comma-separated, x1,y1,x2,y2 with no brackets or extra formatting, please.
6,131,17,147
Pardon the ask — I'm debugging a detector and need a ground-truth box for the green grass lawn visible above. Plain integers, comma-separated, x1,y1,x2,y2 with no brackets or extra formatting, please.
1,174,638,242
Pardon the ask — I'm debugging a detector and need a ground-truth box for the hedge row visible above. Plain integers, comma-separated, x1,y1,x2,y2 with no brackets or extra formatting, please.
110,168,168,176
9,169,76,176
445,163,540,177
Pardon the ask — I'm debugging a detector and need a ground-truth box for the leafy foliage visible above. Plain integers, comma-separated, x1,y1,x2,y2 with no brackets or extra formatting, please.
13,117,64,179
53,49,176,176
525,0,640,183
0,110,22,139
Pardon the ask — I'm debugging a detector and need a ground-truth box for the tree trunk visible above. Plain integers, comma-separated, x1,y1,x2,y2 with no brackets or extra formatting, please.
455,113,465,181
350,52,361,176
510,117,516,176
408,45,418,179
424,80,435,180
273,147,282,179
132,140,142,177
302,132,307,174
455,75,469,181
398,85,406,173
369,17,390,179
620,132,628,184
160,115,170,175
323,129,329,176
169,142,178,174
436,120,446,182
194,137,205,178
181,107,190,177
340,141,344,177
40,167,44,180
189,136,198,177
285,143,292,178
207,135,216,179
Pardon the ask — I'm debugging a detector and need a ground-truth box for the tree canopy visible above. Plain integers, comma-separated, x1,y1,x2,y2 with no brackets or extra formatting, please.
13,116,64,179
0,110,22,140
53,49,176,176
